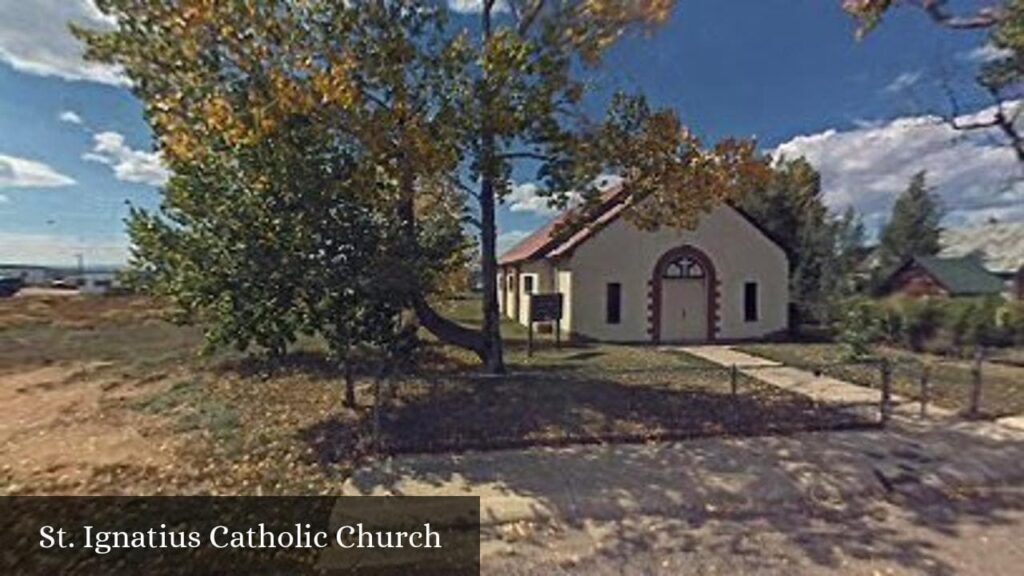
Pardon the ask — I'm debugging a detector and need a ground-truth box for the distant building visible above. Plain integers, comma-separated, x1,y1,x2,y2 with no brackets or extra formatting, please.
0,265,55,286
76,271,120,295
879,256,1006,299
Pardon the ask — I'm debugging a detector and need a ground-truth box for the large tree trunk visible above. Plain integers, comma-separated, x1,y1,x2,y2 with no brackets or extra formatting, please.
473,2,505,374
478,172,506,374
396,159,500,371
402,0,506,374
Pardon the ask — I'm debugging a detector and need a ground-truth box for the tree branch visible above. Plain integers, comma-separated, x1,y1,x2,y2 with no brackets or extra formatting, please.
498,150,556,162
914,0,1006,30
412,295,487,359
943,82,1024,162
517,0,547,36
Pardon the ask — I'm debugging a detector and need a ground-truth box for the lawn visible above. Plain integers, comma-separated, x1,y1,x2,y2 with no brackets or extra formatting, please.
737,342,1024,418
0,293,868,496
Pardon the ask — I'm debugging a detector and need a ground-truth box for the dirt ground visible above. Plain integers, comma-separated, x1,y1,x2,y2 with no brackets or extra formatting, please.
0,361,180,492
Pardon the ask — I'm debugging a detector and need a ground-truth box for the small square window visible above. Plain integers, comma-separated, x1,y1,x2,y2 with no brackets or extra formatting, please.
523,275,535,294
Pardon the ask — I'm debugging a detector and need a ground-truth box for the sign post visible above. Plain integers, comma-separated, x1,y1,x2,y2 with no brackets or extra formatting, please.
528,293,564,357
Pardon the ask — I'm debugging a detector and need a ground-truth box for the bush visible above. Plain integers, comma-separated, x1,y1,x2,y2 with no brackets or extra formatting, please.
835,298,883,361
943,296,1007,352
878,302,904,344
997,301,1024,346
900,298,944,352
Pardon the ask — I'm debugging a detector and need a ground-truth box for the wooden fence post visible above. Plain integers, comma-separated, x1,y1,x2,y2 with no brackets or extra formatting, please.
880,359,892,427
919,364,931,419
373,374,382,455
969,347,984,417
730,364,739,397
527,321,534,357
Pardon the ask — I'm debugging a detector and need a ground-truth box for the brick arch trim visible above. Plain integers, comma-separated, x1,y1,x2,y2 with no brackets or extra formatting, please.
648,245,720,343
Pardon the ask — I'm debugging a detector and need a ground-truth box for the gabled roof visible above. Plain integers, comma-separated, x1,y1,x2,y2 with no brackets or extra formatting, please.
498,181,788,266
895,255,1006,296
498,181,630,265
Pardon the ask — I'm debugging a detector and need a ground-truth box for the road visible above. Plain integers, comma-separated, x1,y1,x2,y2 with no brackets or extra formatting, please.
482,489,1024,575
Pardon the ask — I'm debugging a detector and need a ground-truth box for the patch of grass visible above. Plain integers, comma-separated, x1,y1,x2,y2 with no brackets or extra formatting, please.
176,399,241,439
737,342,1024,418
133,378,202,414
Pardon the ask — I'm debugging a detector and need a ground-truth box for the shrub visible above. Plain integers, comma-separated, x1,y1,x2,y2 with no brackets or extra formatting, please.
877,301,904,344
997,301,1024,346
900,298,944,352
944,296,1007,352
835,298,883,361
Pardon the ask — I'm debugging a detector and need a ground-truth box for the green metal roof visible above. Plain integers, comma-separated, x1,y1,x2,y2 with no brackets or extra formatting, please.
912,256,1006,296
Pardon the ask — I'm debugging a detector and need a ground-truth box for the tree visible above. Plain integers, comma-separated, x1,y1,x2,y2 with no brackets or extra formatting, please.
79,1,768,374
842,0,1024,161
877,171,944,272
739,157,862,324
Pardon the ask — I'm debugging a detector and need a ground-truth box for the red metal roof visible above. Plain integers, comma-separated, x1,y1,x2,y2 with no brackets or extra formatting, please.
498,182,628,265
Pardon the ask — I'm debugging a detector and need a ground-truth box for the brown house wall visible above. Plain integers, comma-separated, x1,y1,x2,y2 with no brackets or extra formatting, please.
887,266,950,298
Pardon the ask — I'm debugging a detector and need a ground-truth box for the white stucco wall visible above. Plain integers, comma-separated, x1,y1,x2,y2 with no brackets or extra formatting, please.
562,205,789,342
514,260,555,325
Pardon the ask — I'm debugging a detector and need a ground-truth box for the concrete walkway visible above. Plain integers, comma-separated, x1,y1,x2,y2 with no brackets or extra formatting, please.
680,345,953,419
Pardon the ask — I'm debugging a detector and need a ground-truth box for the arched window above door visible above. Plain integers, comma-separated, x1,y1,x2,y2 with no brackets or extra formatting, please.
662,257,706,279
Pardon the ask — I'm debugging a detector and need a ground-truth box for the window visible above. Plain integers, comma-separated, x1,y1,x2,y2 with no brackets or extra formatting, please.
606,283,622,325
744,282,759,322
523,275,535,294
663,257,705,279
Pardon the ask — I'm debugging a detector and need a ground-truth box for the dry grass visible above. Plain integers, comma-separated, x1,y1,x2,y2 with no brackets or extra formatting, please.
1,293,867,496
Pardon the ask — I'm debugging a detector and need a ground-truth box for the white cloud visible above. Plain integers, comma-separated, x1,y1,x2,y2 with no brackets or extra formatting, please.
883,71,922,94
964,43,1014,63
83,131,170,186
0,154,76,188
497,230,531,254
773,103,1024,230
507,182,559,215
0,0,126,85
447,0,509,13
58,110,83,125
0,231,128,266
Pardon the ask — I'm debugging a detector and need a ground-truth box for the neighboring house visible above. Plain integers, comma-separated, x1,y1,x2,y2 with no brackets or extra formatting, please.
879,256,1006,299
497,183,790,343
940,223,1024,299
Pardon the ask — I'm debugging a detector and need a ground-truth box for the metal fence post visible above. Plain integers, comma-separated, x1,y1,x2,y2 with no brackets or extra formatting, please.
880,359,892,427
919,364,931,419
969,347,984,417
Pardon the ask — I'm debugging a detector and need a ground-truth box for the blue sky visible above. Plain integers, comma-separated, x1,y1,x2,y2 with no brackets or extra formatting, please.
1,0,1020,266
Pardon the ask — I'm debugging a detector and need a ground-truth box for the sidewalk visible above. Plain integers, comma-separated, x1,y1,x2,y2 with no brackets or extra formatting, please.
681,345,953,419
343,417,1024,527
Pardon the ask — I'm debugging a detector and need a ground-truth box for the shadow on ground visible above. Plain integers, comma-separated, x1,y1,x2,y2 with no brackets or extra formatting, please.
300,365,871,461
323,366,1024,573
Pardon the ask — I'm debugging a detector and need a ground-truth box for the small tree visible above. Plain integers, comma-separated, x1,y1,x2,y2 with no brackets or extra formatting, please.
836,298,883,360
877,171,944,275
740,158,865,325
